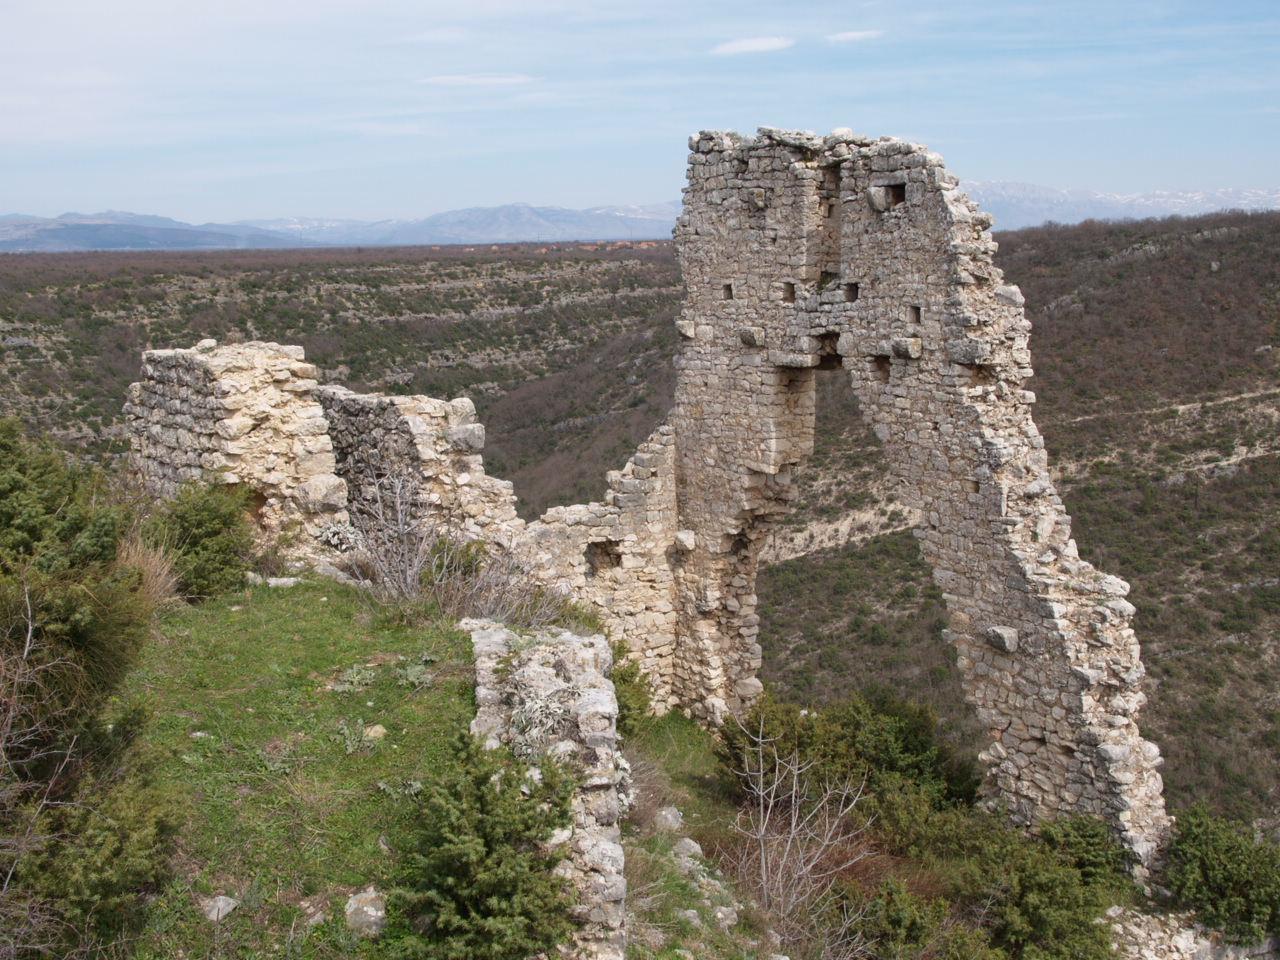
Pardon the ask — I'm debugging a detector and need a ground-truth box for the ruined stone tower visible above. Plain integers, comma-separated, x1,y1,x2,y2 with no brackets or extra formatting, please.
126,127,1170,862
664,128,1169,861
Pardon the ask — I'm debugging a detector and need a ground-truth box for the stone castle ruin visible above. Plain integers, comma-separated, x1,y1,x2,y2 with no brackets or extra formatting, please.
126,127,1170,863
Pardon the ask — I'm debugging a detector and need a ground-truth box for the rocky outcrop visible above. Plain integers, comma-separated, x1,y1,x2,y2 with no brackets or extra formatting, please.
465,620,632,960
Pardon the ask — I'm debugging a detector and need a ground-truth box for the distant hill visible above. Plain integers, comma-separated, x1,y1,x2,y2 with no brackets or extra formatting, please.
0,202,680,252
5,188,1279,250
966,182,1280,230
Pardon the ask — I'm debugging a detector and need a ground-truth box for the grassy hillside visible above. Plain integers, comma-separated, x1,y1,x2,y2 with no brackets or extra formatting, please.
114,582,474,957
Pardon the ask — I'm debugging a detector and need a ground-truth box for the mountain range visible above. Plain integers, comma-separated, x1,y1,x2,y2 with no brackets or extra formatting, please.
3,186,1278,252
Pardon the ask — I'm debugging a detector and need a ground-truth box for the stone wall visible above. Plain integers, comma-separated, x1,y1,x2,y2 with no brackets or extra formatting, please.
317,386,523,546
123,339,348,550
467,619,631,960
521,426,683,709
664,127,1169,862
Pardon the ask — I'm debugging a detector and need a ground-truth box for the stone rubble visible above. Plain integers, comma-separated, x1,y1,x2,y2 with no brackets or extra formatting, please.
465,619,633,960
1110,907,1279,960
344,887,387,938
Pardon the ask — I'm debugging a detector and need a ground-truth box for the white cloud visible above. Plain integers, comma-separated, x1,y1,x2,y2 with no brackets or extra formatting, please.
417,73,536,86
827,30,884,43
710,36,794,56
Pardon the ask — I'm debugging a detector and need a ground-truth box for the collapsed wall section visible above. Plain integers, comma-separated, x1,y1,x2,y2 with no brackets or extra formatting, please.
123,339,348,551
523,426,683,709
317,386,523,546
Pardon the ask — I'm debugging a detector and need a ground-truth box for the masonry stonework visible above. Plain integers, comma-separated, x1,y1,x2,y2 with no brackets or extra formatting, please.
123,339,349,551
125,127,1170,863
664,128,1169,861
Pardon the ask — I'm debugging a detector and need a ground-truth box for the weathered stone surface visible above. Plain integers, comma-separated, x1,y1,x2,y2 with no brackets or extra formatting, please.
344,888,386,938
465,619,632,960
1110,906,1279,959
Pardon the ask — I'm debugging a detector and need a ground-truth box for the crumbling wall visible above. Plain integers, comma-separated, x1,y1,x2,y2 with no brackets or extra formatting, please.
317,386,523,546
124,126,1171,862
467,619,631,960
522,426,682,708
123,339,348,550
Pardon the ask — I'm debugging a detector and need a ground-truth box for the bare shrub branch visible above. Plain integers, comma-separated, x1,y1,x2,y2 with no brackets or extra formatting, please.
345,456,572,628
725,715,873,960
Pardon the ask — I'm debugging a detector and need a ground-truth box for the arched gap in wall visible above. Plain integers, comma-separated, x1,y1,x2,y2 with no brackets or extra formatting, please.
752,361,986,773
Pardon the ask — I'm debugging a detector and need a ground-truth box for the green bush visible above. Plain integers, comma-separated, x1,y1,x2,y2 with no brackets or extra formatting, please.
0,421,151,760
25,771,179,942
146,483,253,598
610,643,651,737
857,878,1003,960
1039,816,1135,898
719,692,971,805
1164,805,1280,943
385,734,576,959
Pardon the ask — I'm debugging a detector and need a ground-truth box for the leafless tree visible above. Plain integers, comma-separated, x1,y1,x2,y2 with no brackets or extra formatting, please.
726,715,874,960
0,579,80,959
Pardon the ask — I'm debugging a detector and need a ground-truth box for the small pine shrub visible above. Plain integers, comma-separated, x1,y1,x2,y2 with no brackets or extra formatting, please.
1164,805,1280,943
1040,815,1135,898
25,773,179,942
856,879,1003,960
719,692,970,806
888,805,1119,960
385,734,576,959
0,421,152,758
610,643,651,737
145,483,253,598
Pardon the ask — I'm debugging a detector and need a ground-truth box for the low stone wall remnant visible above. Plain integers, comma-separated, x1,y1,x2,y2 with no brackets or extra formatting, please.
466,619,632,960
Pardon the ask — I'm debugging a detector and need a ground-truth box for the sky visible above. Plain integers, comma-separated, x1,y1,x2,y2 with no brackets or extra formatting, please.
1,0,1278,222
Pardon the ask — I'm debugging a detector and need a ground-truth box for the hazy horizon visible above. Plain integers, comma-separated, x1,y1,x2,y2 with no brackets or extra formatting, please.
3,1,1278,223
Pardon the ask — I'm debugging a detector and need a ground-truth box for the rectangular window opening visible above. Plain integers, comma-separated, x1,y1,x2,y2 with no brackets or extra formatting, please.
887,183,907,207
908,305,922,324
721,283,734,301
843,282,860,303
781,282,796,303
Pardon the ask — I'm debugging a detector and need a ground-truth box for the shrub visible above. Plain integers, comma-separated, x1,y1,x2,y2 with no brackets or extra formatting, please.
610,644,651,737
888,805,1118,960
145,483,253,598
719,692,969,807
1164,805,1280,943
385,734,576,959
856,879,1003,960
24,772,179,943
0,421,152,760
1039,815,1135,898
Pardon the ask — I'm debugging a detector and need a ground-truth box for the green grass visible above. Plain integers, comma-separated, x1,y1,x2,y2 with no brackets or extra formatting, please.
622,714,764,959
116,581,475,959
